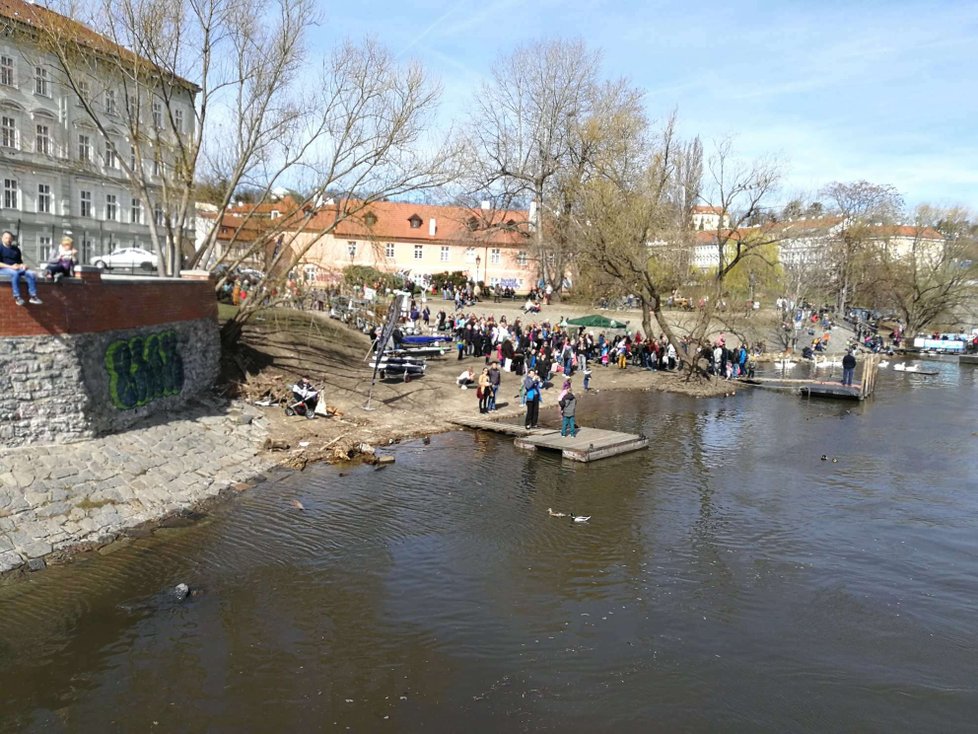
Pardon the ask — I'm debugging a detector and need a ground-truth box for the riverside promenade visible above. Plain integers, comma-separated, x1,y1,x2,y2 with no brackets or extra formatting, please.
0,398,274,576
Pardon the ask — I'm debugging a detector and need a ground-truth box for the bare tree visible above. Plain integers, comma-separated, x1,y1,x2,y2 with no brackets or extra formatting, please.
36,0,315,276
819,180,904,314
574,111,689,344
464,38,609,293
675,140,782,365
876,206,978,335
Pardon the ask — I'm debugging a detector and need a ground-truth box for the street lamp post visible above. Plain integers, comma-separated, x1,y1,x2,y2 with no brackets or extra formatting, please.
475,255,481,285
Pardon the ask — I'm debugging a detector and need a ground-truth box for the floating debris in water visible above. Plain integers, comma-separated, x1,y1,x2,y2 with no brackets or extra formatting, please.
290,499,305,511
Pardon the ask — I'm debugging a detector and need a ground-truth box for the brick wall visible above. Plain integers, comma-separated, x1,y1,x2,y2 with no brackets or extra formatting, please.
0,270,217,337
0,270,221,447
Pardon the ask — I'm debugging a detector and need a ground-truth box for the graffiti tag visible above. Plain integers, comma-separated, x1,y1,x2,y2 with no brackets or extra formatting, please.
105,330,185,410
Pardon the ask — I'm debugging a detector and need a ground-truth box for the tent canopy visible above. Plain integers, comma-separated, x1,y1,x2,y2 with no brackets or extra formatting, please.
565,314,630,329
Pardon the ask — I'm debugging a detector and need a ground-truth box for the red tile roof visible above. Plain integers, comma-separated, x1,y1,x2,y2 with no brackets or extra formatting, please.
0,0,196,90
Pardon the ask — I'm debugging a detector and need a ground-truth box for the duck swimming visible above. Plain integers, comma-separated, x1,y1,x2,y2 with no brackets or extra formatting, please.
548,508,567,518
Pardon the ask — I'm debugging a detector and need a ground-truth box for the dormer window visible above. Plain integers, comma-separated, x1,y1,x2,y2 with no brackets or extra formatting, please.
364,212,377,226
408,214,422,229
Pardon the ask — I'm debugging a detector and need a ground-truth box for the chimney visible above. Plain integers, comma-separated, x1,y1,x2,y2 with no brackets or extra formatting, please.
429,218,436,236
481,200,491,210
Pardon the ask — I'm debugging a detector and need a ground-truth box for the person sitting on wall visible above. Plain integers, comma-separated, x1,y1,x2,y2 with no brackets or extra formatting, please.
0,230,42,306
45,236,78,282
291,377,319,417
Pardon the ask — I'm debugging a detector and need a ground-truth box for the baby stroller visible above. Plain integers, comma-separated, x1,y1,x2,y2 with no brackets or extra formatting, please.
285,379,319,419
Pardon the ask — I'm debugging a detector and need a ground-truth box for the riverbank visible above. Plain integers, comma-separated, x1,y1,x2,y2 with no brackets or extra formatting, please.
0,299,831,578
231,306,741,468
0,396,275,579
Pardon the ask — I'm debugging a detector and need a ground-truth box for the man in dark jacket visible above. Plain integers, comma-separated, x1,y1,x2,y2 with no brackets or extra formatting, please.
841,350,857,386
0,231,42,306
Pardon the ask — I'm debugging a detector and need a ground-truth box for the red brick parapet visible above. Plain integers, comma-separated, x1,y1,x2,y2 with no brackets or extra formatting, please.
0,268,218,337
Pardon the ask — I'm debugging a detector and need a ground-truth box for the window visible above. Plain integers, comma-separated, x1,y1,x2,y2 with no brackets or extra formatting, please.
37,183,51,214
78,134,92,162
0,56,13,87
38,235,52,259
347,241,357,258
154,204,164,226
131,197,142,224
385,242,395,258
129,145,136,170
105,89,117,115
174,108,184,133
440,246,449,262
105,194,117,221
364,212,377,226
413,244,423,260
105,142,118,169
409,215,422,229
76,79,90,102
0,116,15,148
517,250,528,267
35,123,50,155
152,100,163,129
2,179,18,209
80,190,92,218
152,148,162,176
464,247,476,263
34,66,50,96
489,248,501,265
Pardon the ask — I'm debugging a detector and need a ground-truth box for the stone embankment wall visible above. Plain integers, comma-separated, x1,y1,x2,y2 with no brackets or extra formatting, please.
0,269,219,447
0,269,277,577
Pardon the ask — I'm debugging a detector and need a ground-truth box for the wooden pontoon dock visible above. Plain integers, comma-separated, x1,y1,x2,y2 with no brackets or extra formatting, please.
450,416,648,462
741,354,881,401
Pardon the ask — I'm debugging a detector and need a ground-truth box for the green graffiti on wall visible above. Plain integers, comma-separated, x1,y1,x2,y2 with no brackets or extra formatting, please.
105,330,185,410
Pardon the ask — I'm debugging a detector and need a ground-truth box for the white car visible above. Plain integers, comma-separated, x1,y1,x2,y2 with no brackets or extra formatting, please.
92,247,159,271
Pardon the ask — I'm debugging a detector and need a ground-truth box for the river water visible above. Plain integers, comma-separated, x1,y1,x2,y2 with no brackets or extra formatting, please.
2,361,976,732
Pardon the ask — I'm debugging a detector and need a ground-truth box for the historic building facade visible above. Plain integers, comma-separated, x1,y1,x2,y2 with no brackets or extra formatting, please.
0,0,196,267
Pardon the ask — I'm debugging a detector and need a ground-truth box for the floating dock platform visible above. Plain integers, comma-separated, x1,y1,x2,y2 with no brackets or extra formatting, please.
450,416,648,462
959,354,978,366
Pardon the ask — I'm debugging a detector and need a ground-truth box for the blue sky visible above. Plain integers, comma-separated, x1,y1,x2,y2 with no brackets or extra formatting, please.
314,0,978,209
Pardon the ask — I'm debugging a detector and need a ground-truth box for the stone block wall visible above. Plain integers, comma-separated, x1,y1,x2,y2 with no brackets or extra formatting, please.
0,271,220,447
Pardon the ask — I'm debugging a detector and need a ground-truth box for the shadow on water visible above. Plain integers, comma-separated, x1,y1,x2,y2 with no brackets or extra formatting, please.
1,361,977,732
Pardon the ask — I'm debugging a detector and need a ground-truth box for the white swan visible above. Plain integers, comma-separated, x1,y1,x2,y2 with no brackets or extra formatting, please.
878,360,889,368
774,360,797,369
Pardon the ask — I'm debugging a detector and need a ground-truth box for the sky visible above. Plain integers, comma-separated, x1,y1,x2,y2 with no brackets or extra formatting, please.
313,0,978,210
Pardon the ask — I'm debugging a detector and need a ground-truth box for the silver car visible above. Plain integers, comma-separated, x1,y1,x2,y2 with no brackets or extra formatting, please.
92,247,159,271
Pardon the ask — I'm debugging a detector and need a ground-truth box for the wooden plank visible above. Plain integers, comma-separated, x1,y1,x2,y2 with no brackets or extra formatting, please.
959,354,978,365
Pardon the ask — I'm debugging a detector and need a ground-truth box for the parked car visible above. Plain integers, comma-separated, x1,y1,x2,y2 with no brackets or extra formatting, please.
92,247,159,271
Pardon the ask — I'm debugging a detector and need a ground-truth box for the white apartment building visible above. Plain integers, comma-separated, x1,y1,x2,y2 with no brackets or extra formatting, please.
0,0,196,267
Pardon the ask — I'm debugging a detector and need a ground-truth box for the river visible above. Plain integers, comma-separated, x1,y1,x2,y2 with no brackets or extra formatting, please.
1,360,976,732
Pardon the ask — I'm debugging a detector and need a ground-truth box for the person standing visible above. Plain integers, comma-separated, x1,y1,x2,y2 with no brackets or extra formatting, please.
0,231,42,306
841,350,857,386
559,383,578,437
487,361,501,411
523,370,541,429
477,367,491,413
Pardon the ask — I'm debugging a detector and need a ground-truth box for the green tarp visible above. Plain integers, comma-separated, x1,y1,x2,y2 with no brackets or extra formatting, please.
565,314,630,329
